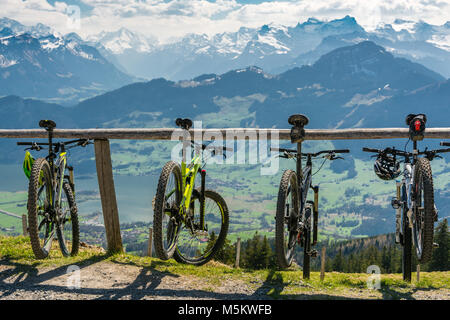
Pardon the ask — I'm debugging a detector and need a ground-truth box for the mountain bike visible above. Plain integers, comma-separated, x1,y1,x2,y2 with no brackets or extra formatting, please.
362,114,450,281
272,114,350,275
152,118,230,266
17,120,92,259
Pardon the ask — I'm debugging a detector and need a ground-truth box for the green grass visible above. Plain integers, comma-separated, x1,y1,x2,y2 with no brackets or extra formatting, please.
1,236,448,300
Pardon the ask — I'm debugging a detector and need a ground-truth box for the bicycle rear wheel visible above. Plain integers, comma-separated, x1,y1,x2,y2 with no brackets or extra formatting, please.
153,161,182,260
173,189,229,266
27,158,54,259
56,181,79,257
413,158,435,263
275,170,300,269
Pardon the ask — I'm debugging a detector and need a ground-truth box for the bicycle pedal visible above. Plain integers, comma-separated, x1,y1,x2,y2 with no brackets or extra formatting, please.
433,243,439,249
309,249,318,258
391,197,400,209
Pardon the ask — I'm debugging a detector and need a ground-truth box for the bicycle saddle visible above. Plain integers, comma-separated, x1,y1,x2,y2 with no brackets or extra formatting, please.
175,118,193,130
288,114,309,127
39,120,56,130
405,114,427,126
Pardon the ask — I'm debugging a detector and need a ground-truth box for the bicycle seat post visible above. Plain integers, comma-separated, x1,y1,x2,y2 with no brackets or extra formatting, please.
288,114,309,183
38,120,56,171
175,118,193,164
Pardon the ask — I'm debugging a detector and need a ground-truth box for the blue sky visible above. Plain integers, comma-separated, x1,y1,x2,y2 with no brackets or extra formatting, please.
2,1,449,41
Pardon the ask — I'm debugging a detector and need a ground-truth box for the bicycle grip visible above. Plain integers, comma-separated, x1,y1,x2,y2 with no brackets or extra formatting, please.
440,142,450,147
17,142,33,146
434,148,450,154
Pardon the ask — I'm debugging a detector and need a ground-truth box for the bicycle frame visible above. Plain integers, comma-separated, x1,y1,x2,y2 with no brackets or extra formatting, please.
398,141,419,231
180,153,202,214
53,152,68,210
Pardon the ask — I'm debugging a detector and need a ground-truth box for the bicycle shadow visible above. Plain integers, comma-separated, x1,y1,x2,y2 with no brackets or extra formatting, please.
379,284,441,300
0,253,108,299
250,269,362,300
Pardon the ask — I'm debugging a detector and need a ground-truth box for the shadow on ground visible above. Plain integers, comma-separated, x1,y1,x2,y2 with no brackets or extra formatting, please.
0,255,425,300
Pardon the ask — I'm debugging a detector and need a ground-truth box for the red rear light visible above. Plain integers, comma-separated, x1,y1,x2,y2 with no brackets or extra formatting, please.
414,120,421,132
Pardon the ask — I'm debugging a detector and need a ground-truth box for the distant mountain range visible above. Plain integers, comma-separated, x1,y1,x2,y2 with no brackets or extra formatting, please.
1,16,449,105
0,18,135,105
88,16,450,81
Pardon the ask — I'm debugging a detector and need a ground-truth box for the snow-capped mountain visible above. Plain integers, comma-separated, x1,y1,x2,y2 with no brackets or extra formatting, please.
0,19,134,104
102,15,367,80
0,17,53,38
87,28,156,54
91,15,449,81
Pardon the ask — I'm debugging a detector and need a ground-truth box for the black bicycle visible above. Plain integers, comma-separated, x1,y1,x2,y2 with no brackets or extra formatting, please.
363,114,450,281
18,120,92,259
272,114,350,276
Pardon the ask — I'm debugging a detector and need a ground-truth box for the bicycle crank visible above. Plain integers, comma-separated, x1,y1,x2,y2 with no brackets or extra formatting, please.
307,249,318,258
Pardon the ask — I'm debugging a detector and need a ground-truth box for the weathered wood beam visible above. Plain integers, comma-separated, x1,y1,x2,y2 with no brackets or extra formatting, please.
2,127,450,141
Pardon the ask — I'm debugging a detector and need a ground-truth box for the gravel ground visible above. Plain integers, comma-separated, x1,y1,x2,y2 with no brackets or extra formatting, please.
0,261,448,300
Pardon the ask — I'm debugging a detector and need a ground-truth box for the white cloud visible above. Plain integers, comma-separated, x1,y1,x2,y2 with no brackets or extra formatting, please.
1,0,449,42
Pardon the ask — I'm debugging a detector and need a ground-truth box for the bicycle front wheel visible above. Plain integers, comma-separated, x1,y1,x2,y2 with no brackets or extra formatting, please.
402,183,412,282
153,161,182,260
275,169,300,269
56,181,79,257
174,189,229,266
413,158,435,263
27,158,54,259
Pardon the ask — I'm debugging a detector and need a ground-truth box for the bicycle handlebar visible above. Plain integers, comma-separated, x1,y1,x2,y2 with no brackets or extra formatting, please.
271,147,349,158
17,139,92,150
363,146,450,160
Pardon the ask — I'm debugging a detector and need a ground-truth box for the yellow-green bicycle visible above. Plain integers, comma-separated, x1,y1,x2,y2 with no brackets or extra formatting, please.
18,120,92,259
153,118,230,265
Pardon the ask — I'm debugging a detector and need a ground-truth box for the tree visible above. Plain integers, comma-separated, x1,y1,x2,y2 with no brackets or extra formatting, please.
429,219,450,271
332,248,344,272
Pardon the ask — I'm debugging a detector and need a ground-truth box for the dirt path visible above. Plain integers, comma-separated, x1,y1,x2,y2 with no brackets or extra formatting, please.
0,260,449,300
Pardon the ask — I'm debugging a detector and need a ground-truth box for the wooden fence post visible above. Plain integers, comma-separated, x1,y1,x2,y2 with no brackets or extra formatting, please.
147,227,153,257
94,139,123,254
235,238,241,268
320,246,326,281
22,214,28,236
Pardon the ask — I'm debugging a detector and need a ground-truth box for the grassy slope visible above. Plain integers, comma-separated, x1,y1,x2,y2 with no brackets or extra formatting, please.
1,236,448,300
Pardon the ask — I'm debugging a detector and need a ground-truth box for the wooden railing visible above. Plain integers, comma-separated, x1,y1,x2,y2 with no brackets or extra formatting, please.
2,126,450,253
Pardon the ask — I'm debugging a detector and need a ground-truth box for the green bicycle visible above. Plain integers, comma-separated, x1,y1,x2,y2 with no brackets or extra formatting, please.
152,118,230,265
18,120,92,259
